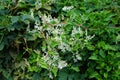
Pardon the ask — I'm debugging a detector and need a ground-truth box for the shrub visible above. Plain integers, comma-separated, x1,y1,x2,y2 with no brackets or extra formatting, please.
0,0,120,80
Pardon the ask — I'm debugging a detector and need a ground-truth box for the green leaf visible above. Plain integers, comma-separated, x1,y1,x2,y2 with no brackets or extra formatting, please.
39,58,48,70
21,14,34,23
68,75,73,80
70,66,80,72
11,16,19,24
116,34,120,42
59,72,68,80
106,66,111,72
86,44,95,50
89,72,101,80
104,73,108,78
0,41,4,51
99,50,105,58
24,33,37,41
0,34,4,43
50,41,59,48
3,70,10,79
89,55,98,60
104,44,113,50
0,5,4,9
51,67,58,77
43,6,51,11
97,41,105,48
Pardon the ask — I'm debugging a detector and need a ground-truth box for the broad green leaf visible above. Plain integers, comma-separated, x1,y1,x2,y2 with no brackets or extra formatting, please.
89,55,98,60
0,34,4,43
11,16,19,24
104,44,113,50
32,73,41,80
89,72,101,80
21,14,34,23
104,73,108,79
0,41,4,51
97,41,105,48
68,75,73,80
0,5,4,9
86,44,95,50
51,67,58,77
116,34,120,42
70,66,80,72
39,58,48,70
58,72,68,80
50,41,59,48
99,50,105,58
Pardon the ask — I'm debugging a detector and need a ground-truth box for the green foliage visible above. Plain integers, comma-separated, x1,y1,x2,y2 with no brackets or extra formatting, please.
0,0,120,80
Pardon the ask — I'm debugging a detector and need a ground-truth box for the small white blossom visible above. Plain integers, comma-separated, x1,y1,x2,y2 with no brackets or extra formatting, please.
30,9,34,18
48,72,53,79
35,1,42,10
73,58,78,62
58,61,67,69
62,6,74,11
53,18,59,23
58,42,67,51
71,27,83,37
54,36,62,41
52,27,63,35
41,14,52,23
42,54,50,62
76,54,82,60
86,35,95,41
56,23,64,27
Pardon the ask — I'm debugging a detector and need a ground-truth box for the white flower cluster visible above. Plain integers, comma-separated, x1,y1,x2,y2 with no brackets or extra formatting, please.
52,27,63,35
32,11,95,77
34,20,42,31
38,13,59,24
42,14,53,23
58,61,67,69
72,51,82,62
71,27,83,37
58,42,71,52
35,0,42,10
62,6,74,11
42,52,67,69
84,29,95,42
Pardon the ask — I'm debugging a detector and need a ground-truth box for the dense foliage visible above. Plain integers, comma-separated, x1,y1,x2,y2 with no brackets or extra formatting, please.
0,0,120,80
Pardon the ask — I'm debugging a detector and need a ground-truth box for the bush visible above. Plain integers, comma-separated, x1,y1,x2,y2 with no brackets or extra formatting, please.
0,0,120,80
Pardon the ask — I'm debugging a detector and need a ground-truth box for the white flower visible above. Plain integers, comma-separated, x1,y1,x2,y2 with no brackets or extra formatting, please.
62,6,74,11
42,54,50,62
58,42,67,51
76,54,82,60
86,35,95,41
56,23,64,27
54,36,62,41
41,14,52,23
53,18,59,23
71,27,83,37
58,61,67,69
53,54,59,61
52,27,63,35
48,72,53,79
35,1,42,10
